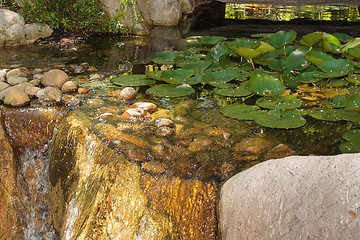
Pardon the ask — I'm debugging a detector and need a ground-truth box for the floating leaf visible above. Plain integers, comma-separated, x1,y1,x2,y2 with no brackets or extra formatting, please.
268,58,286,71
305,50,335,66
341,38,360,53
308,108,360,122
284,47,311,70
160,69,195,84
246,73,286,96
146,84,194,97
255,109,306,129
256,95,301,110
214,82,253,97
227,38,262,59
282,70,302,89
314,79,349,88
209,42,233,61
145,70,163,80
346,74,360,85
296,71,323,83
348,48,360,59
322,34,341,54
331,96,348,108
181,60,212,72
333,33,353,43
111,74,156,87
203,69,241,87
317,59,354,78
221,104,264,120
254,50,280,65
344,94,360,111
270,30,297,48
175,54,206,67
298,32,323,46
339,129,360,153
151,51,182,65
185,74,204,85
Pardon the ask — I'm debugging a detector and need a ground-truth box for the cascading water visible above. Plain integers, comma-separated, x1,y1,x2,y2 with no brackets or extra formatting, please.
18,144,57,240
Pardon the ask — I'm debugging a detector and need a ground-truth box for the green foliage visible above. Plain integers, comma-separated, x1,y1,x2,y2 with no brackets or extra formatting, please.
16,0,138,33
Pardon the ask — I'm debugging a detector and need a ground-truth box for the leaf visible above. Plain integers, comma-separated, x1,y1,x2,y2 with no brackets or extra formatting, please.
185,74,204,85
341,38,360,53
151,51,182,65
226,38,262,59
339,129,360,153
317,59,354,78
246,73,286,96
270,30,297,48
146,84,195,97
255,109,306,129
181,60,212,72
345,94,360,111
296,71,324,83
304,50,335,66
348,48,360,59
111,74,156,87
214,82,253,97
220,104,264,120
160,69,196,84
203,69,241,87
145,70,163,80
284,46,312,70
268,58,286,71
333,33,353,43
209,42,233,61
256,95,301,110
298,32,323,46
346,74,360,85
308,108,360,122
321,34,341,54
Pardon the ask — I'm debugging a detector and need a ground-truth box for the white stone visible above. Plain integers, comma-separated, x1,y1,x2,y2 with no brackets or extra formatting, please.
220,154,360,240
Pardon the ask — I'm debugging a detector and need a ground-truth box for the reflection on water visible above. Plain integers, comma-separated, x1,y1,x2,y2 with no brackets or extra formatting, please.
225,4,360,22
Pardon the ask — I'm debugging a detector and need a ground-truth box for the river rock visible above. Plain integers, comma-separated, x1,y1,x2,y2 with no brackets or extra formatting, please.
220,154,360,240
6,68,27,79
61,80,78,92
155,126,174,137
0,9,53,45
41,69,69,88
7,76,28,85
0,69,7,79
3,86,31,107
233,137,274,155
36,86,62,103
0,81,10,92
25,86,41,98
120,87,137,100
156,117,174,128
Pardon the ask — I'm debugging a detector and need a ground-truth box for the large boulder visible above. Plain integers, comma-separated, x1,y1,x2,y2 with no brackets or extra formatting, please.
220,154,360,240
0,8,53,45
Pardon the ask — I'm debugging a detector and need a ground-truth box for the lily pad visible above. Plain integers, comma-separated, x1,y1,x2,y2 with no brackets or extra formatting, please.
227,38,262,59
181,60,212,72
321,34,341,54
268,58,286,71
203,69,241,87
296,71,323,83
254,50,280,65
341,38,360,53
151,51,182,65
270,30,297,48
304,50,335,66
317,59,354,78
214,83,253,97
256,95,302,110
344,94,360,111
298,32,323,46
346,74,360,85
160,69,196,84
209,42,233,61
308,108,360,122
185,74,204,85
221,104,264,120
145,70,163,80
146,84,195,98
246,73,286,96
111,74,156,87
284,47,311,70
333,33,353,43
255,109,306,129
348,48,360,59
339,129,360,153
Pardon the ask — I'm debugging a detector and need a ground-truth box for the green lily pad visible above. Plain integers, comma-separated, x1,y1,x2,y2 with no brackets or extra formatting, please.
296,71,323,83
284,47,311,71
227,38,262,59
339,129,360,153
203,69,241,87
255,109,306,129
151,51,182,65
209,42,233,61
331,96,348,108
146,84,195,98
256,95,301,110
318,59,354,78
305,50,335,66
270,30,297,48
298,32,323,46
175,54,206,67
308,108,360,122
257,41,276,53
268,58,286,71
246,73,286,96
185,74,204,85
321,34,341,54
111,74,156,87
220,104,264,120
214,82,253,97
346,74,360,85
160,69,196,84
333,33,353,43
348,48,360,59
341,38,360,53
145,70,163,80
254,50,280,65
314,79,349,88
282,70,302,89
345,94,360,111
181,60,212,72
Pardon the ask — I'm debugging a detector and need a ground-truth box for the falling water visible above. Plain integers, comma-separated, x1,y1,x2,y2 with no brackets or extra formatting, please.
18,144,57,240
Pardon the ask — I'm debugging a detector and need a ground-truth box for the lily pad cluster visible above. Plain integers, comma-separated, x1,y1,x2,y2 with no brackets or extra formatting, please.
110,31,360,152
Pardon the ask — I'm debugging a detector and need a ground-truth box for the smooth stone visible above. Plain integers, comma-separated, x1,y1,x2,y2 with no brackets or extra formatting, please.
3,87,31,107
32,68,43,74
263,143,294,160
0,77,5,82
123,149,147,162
25,86,41,98
120,87,137,100
233,137,274,155
0,69,7,78
156,118,174,128
41,69,69,88
6,68,27,79
0,82,10,92
130,102,157,112
189,138,214,152
36,86,62,102
155,126,174,137
61,81,78,92
29,79,41,86
7,76,28,85
62,95,80,108
77,88,90,94
220,154,360,239
33,73,44,80
141,161,166,175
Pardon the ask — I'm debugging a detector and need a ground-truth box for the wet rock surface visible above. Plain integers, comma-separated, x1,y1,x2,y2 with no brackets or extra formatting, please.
220,154,360,240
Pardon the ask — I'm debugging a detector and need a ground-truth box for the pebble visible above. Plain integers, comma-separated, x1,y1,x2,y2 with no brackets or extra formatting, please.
123,149,147,162
141,161,166,175
32,68,43,74
156,118,174,128
189,138,214,152
3,86,30,107
36,86,62,102
155,126,174,137
7,76,28,85
29,79,41,86
120,87,137,100
62,95,80,108
233,137,274,155
25,86,41,98
78,88,90,94
6,68,27,79
41,69,69,88
61,81,78,92
0,69,7,79
33,74,44,80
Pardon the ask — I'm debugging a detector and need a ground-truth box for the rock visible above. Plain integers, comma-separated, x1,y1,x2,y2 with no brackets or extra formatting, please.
149,0,182,25
7,76,28,85
0,69,7,79
124,149,147,162
233,137,274,155
32,68,43,74
120,87,137,100
25,86,41,98
29,79,41,86
78,88,90,94
41,69,69,88
263,143,294,160
36,86,62,103
33,73,44,80
130,101,157,112
3,86,31,107
61,80,78,92
6,68,27,79
155,126,174,137
141,161,166,175
0,9,52,45
62,95,80,108
156,118,174,128
220,154,360,240
189,138,214,152
0,81,10,92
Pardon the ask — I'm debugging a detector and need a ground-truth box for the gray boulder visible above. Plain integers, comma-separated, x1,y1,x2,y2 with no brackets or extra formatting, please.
0,8,53,45
150,0,182,25
220,154,360,240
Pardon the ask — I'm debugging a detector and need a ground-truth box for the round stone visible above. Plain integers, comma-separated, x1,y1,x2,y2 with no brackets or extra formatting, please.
120,87,137,100
3,86,31,107
41,69,69,88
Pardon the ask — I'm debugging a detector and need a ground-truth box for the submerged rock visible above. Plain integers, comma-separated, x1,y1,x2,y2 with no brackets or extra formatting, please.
220,154,360,240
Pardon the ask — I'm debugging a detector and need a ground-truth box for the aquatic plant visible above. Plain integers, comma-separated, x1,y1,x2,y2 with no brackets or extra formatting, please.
111,31,360,152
